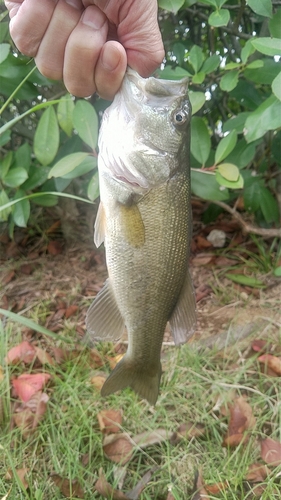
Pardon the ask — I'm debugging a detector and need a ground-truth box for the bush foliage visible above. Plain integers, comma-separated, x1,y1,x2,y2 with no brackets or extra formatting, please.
0,1,280,233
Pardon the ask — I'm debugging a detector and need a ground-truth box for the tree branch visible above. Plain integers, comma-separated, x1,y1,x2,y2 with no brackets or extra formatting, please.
211,200,281,238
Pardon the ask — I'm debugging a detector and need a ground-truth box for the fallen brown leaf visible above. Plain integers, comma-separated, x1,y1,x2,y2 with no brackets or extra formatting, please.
192,253,215,266
65,304,79,319
95,468,128,499
107,354,124,370
170,422,205,445
13,392,49,437
3,270,16,284
97,409,123,435
204,481,228,494
126,468,157,500
223,395,255,447
15,468,29,489
6,341,36,365
133,428,172,448
191,470,210,500
47,240,63,255
258,354,281,376
12,373,51,402
260,437,281,466
89,348,104,368
103,433,133,465
51,475,84,498
245,463,270,482
34,347,54,366
90,374,107,391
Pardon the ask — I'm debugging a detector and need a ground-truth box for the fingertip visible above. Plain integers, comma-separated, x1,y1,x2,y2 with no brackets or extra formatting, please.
95,41,127,100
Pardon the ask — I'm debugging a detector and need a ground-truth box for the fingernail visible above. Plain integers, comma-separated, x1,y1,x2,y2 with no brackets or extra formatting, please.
102,45,121,71
82,7,106,29
65,0,81,9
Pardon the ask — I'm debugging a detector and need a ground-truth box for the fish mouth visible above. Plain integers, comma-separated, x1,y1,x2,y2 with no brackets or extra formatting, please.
122,68,188,112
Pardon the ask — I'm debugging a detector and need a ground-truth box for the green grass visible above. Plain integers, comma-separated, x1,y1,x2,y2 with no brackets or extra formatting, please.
0,319,280,500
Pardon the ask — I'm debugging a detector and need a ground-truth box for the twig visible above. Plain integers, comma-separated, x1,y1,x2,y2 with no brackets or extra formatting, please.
211,200,281,238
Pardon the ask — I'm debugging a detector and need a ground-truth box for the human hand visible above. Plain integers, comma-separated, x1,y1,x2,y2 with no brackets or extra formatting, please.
5,0,164,100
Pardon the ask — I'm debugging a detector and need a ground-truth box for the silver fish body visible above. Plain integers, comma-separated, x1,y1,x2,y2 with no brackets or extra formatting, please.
86,69,196,405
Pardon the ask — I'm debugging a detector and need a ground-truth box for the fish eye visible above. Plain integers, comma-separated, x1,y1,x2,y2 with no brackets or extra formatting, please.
173,110,187,125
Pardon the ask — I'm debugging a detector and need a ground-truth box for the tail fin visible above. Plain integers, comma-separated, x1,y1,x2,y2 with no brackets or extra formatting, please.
101,355,161,406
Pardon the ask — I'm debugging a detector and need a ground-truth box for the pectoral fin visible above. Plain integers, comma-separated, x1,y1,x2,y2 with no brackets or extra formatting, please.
94,202,106,248
85,279,125,342
118,204,145,248
169,270,197,345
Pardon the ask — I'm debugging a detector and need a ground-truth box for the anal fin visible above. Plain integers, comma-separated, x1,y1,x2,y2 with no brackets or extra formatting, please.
169,270,197,345
85,279,125,343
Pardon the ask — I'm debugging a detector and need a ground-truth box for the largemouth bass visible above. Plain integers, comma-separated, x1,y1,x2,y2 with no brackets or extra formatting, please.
86,69,196,405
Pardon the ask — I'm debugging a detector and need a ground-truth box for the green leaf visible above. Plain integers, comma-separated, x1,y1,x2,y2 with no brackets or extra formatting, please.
223,113,250,134
247,0,272,18
0,189,11,221
215,130,237,164
189,91,206,115
269,8,281,38
225,139,258,169
173,42,186,65
13,191,30,228
3,167,28,188
191,169,229,201
201,54,220,74
191,117,211,165
225,274,265,288
34,106,60,166
208,9,230,27
32,194,58,207
274,266,281,277
246,60,264,69
244,96,281,142
192,72,205,84
48,152,90,178
259,187,279,224
251,37,281,56
241,39,256,64
73,100,98,150
244,59,280,85
272,71,281,101
243,178,263,212
87,171,100,201
0,43,10,64
217,162,239,181
62,155,97,179
21,166,50,191
199,0,217,7
57,94,74,137
0,130,11,147
224,62,241,70
215,171,244,189
158,0,184,13
160,66,192,80
188,45,204,73
0,151,13,179
14,143,31,171
220,70,239,91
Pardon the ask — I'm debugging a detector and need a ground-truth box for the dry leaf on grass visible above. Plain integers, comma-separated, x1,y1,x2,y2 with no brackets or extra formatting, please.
91,374,107,391
95,468,129,499
12,373,51,402
98,409,123,434
258,354,281,376
170,422,205,445
223,395,255,447
126,468,157,500
260,437,281,466
191,470,210,500
34,347,54,365
6,341,36,364
15,468,29,489
204,481,228,494
89,348,104,368
133,428,173,448
107,354,125,370
51,474,84,498
65,304,79,318
245,463,270,482
103,433,133,465
13,392,49,437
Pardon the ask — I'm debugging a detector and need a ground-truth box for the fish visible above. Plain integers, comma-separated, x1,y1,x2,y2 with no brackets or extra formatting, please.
86,68,196,405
